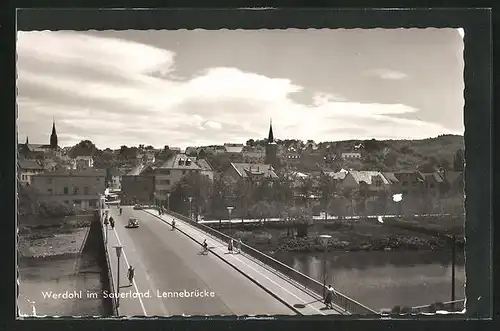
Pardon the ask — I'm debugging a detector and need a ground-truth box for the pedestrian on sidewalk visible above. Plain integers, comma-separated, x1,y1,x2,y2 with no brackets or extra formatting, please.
119,207,122,215
238,238,243,254
228,239,234,254
109,217,115,229
324,285,335,309
127,266,134,285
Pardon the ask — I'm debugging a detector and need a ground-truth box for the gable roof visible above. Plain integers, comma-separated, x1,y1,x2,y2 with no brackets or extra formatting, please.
18,159,45,171
419,172,444,183
325,171,347,180
349,171,390,185
443,171,463,184
230,163,278,179
35,169,105,177
196,158,213,171
382,172,399,184
224,143,244,153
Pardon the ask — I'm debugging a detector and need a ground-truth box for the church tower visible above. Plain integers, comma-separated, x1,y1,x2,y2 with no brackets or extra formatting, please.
50,119,58,149
265,119,278,169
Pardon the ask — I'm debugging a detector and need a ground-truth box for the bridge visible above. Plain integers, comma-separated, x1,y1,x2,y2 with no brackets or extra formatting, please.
98,204,378,316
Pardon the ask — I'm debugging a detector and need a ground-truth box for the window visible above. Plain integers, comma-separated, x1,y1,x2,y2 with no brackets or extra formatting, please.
46,178,53,184
402,181,408,186
84,187,89,195
47,189,53,194
166,179,171,185
64,187,69,194
73,187,79,195
430,183,435,189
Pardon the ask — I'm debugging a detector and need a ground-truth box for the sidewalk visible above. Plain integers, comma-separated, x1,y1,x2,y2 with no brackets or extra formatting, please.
101,209,149,317
143,209,345,315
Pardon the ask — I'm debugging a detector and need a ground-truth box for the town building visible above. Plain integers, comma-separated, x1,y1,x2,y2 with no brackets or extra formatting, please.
120,164,155,205
18,120,61,159
341,152,362,159
265,120,279,169
18,159,45,186
73,155,94,169
393,171,425,196
196,158,215,181
30,168,106,210
225,162,278,186
224,143,244,154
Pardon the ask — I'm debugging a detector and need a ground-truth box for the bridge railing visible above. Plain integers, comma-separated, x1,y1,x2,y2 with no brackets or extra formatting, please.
411,299,465,313
162,209,378,315
98,210,118,316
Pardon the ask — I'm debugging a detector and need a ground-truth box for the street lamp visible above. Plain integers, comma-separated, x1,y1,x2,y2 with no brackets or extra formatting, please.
188,197,193,220
167,192,171,211
226,206,234,229
113,245,124,307
319,234,332,299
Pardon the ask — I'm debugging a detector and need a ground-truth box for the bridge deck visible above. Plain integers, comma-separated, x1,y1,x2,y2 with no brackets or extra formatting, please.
143,208,345,315
102,206,343,316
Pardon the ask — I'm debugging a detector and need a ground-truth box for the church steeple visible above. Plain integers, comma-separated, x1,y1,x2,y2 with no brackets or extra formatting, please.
50,118,58,149
267,119,274,143
25,136,29,145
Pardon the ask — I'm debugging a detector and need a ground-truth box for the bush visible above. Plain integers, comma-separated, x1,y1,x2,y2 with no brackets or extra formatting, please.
391,305,401,314
38,201,76,218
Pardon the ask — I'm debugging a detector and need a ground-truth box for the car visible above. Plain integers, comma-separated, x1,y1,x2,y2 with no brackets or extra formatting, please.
133,204,142,210
126,217,139,228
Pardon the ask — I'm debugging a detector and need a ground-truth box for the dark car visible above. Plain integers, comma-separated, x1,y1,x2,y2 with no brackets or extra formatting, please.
133,204,142,210
125,217,139,228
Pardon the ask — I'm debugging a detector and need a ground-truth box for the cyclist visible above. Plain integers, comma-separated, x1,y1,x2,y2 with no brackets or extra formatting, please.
201,239,208,254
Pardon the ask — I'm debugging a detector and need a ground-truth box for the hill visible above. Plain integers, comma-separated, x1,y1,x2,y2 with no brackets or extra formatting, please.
283,135,465,173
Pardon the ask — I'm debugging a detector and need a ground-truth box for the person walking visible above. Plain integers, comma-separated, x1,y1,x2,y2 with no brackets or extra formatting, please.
201,239,208,254
127,266,135,285
324,284,335,309
119,207,122,215
109,216,115,229
238,238,243,254
228,239,234,254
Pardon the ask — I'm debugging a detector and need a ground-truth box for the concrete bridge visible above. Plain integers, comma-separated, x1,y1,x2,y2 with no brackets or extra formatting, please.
98,204,377,316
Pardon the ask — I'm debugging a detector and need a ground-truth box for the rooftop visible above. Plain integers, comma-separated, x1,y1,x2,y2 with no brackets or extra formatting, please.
196,158,214,171
159,154,201,170
230,163,278,179
35,169,105,177
349,171,390,185
18,159,45,170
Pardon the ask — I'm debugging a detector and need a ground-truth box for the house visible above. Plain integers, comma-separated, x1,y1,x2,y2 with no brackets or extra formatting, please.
225,162,278,186
224,143,244,154
419,172,444,197
31,169,106,210
382,172,401,193
153,154,203,206
341,152,362,159
121,164,155,205
73,155,94,169
107,168,122,190
18,159,46,186
393,171,425,196
169,147,181,153
196,158,215,181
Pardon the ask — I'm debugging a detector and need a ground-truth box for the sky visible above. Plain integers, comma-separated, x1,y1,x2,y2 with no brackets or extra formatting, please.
17,28,465,150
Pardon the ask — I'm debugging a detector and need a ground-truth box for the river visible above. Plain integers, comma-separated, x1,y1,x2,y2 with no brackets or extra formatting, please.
18,253,111,317
272,250,465,311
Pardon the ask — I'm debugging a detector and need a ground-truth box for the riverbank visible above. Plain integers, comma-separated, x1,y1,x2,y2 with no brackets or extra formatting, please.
215,217,464,254
18,215,113,316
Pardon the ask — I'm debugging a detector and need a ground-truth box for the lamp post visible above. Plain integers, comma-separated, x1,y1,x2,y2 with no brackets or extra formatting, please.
113,245,124,307
226,206,234,229
188,197,193,220
319,234,332,299
167,192,171,211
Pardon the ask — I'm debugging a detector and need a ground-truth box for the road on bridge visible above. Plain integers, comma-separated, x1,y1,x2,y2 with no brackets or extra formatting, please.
104,206,297,316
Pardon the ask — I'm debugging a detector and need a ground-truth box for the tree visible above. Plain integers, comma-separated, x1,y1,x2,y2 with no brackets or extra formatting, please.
250,200,273,224
246,139,255,147
198,149,207,158
170,172,213,219
317,172,334,220
69,140,98,158
287,206,313,237
234,179,253,222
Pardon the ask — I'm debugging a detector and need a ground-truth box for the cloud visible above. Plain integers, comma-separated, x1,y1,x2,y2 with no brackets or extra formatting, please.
368,68,408,80
17,31,456,149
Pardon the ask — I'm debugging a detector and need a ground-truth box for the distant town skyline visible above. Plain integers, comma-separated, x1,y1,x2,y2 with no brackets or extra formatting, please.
17,29,465,150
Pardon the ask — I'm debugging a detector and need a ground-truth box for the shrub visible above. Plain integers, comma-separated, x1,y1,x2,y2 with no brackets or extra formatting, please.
38,201,76,218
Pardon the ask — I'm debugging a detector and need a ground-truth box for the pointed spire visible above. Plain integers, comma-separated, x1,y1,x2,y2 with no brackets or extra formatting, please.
50,118,58,149
25,136,29,145
51,118,56,135
267,118,274,143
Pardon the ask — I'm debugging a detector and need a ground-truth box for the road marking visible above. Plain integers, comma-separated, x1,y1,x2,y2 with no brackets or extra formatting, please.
111,227,148,317
113,208,170,316
148,210,331,315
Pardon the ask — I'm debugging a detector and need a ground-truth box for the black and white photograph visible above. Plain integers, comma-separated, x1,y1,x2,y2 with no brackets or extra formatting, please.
17,28,466,317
